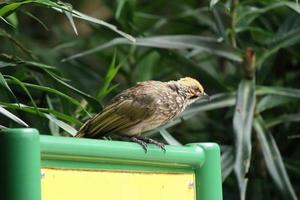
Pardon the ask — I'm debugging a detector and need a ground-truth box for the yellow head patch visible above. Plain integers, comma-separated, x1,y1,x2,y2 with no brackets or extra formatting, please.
177,77,204,93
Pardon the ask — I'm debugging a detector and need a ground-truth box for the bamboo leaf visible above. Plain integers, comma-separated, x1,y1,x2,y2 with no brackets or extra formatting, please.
254,116,297,200
233,79,256,200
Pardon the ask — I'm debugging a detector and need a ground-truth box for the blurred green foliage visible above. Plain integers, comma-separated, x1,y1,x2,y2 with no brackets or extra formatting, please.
0,0,300,199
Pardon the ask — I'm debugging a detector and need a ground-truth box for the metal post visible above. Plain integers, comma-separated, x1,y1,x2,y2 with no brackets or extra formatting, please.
191,143,223,200
0,128,41,200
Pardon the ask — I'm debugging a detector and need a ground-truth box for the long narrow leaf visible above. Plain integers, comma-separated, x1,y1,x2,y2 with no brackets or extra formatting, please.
44,114,77,136
256,95,294,113
5,75,39,114
0,72,18,103
233,79,256,200
266,113,300,128
43,69,101,112
0,105,28,127
6,78,91,116
0,102,81,125
221,146,235,181
254,116,297,200
96,51,121,101
46,95,59,136
39,0,135,41
256,86,300,99
63,35,242,62
0,0,134,42
159,128,182,146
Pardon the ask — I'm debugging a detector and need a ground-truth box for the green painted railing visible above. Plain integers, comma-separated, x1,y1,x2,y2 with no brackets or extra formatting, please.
0,128,223,200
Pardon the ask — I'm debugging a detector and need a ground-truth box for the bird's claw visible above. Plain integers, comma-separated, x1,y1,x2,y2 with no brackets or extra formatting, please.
130,137,148,153
135,136,166,152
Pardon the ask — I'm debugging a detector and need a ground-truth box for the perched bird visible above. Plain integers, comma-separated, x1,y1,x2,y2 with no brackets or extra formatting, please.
75,77,209,152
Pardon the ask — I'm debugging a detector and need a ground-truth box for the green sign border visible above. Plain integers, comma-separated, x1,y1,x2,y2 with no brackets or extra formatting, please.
0,128,223,200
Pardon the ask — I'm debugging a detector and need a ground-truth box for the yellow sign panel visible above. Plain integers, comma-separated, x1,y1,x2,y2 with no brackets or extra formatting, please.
41,168,195,200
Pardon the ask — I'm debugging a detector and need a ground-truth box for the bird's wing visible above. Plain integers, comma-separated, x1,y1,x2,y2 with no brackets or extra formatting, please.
76,98,155,138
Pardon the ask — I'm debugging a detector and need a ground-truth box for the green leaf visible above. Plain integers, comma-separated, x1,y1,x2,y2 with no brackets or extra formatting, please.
96,51,121,101
46,95,59,136
254,116,297,200
0,102,81,125
61,2,78,35
0,0,134,41
0,105,29,127
221,146,235,181
288,135,300,139
0,1,33,16
0,124,7,129
266,113,300,128
63,35,242,62
43,69,101,112
210,0,221,8
256,95,294,113
44,114,77,136
5,75,39,114
237,2,300,27
257,24,300,67
0,29,33,57
133,51,160,82
256,86,300,99
40,0,135,41
0,72,18,103
24,11,49,31
0,60,16,68
6,12,18,27
233,79,256,200
159,128,182,146
0,15,14,27
6,78,91,116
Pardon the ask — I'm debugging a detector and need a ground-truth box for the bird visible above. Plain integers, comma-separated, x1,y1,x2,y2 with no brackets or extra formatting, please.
75,77,209,152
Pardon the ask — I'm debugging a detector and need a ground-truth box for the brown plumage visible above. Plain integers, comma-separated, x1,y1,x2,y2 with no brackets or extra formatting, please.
76,77,209,151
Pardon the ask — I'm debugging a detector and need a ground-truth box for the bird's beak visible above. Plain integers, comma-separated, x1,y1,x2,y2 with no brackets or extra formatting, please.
199,92,210,101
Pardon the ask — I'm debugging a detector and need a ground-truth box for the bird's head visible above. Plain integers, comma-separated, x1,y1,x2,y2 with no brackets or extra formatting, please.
176,77,209,103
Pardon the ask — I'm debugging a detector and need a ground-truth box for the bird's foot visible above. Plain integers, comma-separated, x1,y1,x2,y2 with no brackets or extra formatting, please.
136,136,166,152
130,137,148,153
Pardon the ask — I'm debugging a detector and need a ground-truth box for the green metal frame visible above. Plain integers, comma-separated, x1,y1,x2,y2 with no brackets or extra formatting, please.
0,128,223,200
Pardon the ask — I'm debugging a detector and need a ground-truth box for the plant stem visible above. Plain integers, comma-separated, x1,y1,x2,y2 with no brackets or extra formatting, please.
230,0,238,48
